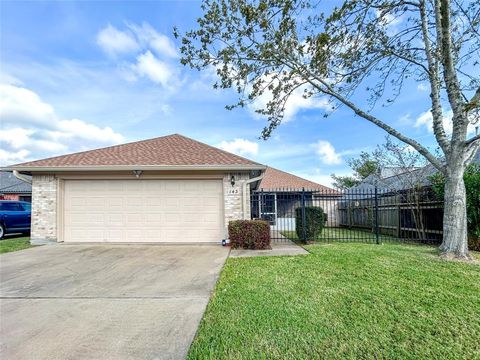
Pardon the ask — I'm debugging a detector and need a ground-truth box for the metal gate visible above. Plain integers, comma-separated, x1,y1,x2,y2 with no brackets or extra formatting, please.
250,187,443,244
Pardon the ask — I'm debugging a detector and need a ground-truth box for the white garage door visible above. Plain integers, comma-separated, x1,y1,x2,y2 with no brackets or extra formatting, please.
63,179,224,243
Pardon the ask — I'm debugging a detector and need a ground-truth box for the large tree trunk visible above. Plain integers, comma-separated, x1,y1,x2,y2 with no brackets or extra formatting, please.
440,163,469,259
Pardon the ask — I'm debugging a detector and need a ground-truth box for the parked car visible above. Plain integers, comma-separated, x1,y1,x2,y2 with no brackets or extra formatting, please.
0,200,31,239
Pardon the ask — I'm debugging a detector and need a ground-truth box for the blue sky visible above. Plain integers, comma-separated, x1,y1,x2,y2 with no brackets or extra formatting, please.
0,0,454,185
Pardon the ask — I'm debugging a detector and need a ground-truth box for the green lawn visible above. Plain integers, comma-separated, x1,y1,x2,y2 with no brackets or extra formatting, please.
0,236,35,254
188,243,480,359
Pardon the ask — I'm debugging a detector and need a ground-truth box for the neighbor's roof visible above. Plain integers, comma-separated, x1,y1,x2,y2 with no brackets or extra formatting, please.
8,134,266,171
473,148,480,164
349,165,438,192
257,167,336,192
0,171,32,194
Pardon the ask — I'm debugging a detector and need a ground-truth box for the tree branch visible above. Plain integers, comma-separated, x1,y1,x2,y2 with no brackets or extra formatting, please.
272,48,445,172
298,71,444,171
465,87,480,112
385,49,431,75
321,86,444,172
465,133,480,146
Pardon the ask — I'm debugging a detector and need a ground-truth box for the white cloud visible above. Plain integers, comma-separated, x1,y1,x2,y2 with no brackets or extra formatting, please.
375,9,403,35
313,140,342,165
398,113,412,125
415,110,476,136
0,84,56,127
283,91,330,121
0,83,124,165
0,149,30,164
127,22,178,58
218,138,259,157
96,22,179,89
417,83,429,92
132,51,176,88
250,87,331,122
0,72,23,86
96,24,139,56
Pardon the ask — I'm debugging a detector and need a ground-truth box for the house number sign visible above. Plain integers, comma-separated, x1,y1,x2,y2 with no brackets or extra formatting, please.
227,187,240,194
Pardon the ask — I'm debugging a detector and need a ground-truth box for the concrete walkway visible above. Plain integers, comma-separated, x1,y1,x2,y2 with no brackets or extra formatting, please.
0,244,229,360
229,231,309,258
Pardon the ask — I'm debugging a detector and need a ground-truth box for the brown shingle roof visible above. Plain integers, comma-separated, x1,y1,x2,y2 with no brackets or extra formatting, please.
258,167,336,192
11,134,264,169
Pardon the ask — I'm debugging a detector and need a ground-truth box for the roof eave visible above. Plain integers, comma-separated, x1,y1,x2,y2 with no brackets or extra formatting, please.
0,191,32,194
2,164,267,172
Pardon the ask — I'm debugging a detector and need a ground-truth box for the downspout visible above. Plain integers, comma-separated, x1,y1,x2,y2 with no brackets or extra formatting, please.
242,172,265,220
13,170,32,184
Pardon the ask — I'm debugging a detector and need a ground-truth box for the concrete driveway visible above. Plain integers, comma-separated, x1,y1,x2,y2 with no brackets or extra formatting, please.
0,244,229,360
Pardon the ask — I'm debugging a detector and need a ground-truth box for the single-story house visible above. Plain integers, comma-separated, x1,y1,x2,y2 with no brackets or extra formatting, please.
5,134,341,244
0,171,32,202
250,167,340,230
6,134,269,244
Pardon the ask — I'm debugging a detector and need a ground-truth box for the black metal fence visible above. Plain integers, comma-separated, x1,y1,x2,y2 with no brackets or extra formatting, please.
250,187,443,244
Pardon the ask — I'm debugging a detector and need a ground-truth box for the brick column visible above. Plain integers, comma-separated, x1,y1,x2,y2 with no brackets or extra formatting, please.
223,172,251,237
31,175,57,244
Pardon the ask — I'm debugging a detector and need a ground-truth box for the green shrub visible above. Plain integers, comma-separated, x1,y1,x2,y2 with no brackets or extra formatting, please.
295,206,326,242
468,236,480,252
228,220,271,250
431,164,480,249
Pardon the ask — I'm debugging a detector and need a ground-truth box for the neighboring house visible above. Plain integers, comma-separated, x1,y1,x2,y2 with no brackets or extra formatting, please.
0,171,32,202
5,134,269,244
349,166,438,192
351,148,479,192
250,167,340,230
472,148,480,164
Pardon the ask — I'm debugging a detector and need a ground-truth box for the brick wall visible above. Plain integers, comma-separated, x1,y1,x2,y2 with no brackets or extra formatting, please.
223,172,251,235
31,175,57,244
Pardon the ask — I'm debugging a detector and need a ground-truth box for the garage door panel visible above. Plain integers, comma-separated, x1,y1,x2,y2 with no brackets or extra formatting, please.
123,196,144,207
64,179,224,243
145,213,163,224
105,181,125,192
164,212,182,225
203,181,221,191
68,212,102,225
125,212,143,223
123,229,143,240
106,198,123,209
70,196,86,208
89,181,108,191
144,181,164,191
164,197,179,207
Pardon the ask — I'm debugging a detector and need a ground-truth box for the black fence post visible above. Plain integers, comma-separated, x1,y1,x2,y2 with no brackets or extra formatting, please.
375,186,380,244
260,189,263,221
301,187,307,243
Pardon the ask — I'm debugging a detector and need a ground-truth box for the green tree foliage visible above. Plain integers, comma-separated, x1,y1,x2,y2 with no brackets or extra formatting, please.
349,152,380,180
332,151,380,189
331,174,360,190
